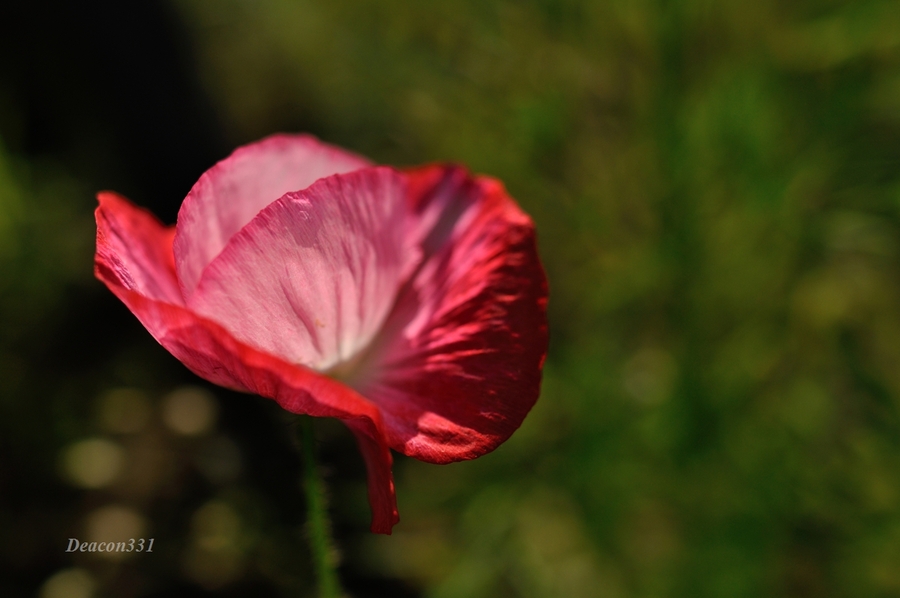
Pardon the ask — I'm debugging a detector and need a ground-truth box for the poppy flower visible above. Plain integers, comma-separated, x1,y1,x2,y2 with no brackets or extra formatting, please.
94,134,548,533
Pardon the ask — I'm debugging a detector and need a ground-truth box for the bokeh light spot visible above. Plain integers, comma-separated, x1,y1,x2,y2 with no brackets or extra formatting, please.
183,500,244,588
162,386,217,436
85,505,147,561
39,568,95,598
61,438,125,489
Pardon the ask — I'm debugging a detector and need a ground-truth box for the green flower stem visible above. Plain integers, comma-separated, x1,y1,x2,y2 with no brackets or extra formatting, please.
300,416,343,598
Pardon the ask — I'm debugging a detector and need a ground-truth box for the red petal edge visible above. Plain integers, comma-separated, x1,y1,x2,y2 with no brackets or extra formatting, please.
355,165,549,465
95,192,399,533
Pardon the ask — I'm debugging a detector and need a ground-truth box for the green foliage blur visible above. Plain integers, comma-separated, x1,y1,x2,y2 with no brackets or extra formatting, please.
4,1,900,596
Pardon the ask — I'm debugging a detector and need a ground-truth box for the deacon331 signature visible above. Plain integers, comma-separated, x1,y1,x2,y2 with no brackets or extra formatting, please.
66,538,154,553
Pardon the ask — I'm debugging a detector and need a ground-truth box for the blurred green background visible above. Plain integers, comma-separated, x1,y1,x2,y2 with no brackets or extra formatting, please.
3,1,900,596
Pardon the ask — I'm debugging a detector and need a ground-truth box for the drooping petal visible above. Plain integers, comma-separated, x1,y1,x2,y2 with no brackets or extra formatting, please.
95,193,399,533
353,165,549,464
175,134,371,297
187,167,418,373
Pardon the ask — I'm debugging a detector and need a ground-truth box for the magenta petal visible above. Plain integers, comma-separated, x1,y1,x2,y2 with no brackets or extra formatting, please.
356,165,549,464
95,193,399,533
187,167,417,372
175,134,371,297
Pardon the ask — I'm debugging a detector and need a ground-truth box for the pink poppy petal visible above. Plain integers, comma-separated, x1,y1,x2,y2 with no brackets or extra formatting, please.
354,165,549,464
95,200,399,531
95,192,183,305
175,134,371,297
188,167,418,372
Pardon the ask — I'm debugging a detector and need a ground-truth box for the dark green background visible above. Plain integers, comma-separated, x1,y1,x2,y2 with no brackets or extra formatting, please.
3,1,900,596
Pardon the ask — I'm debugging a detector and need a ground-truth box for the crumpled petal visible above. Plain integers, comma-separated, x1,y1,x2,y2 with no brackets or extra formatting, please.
352,165,549,464
187,167,417,371
175,134,371,298
95,192,399,533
